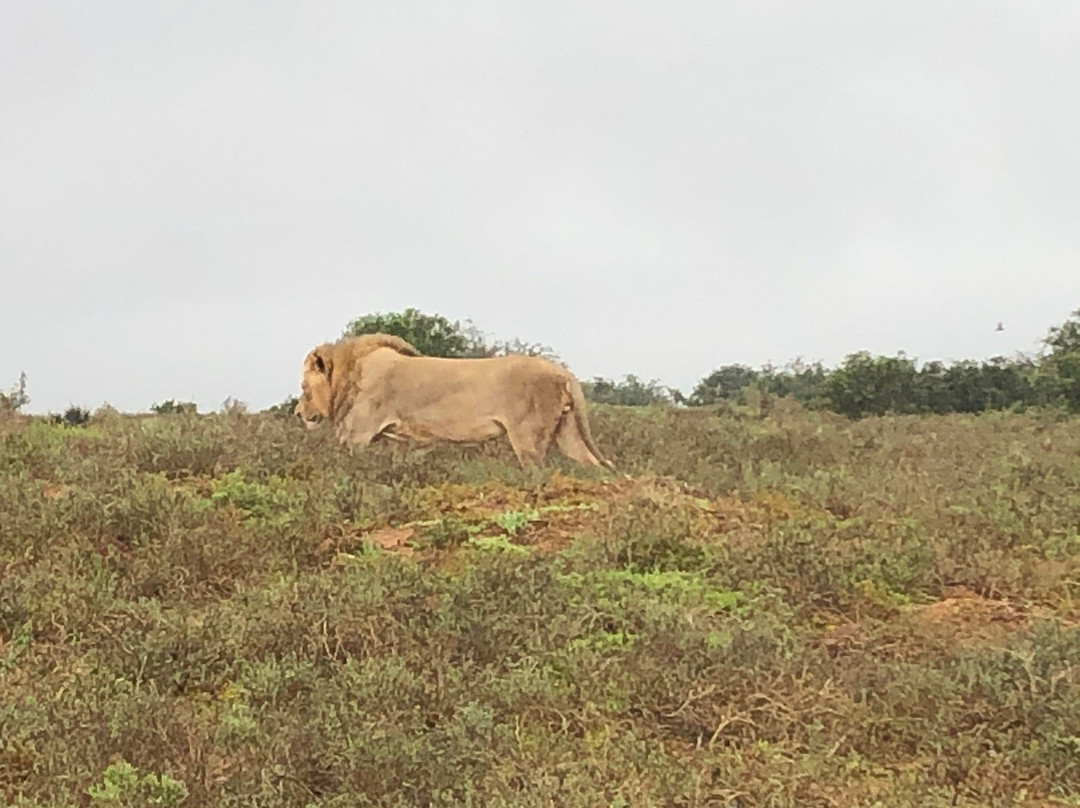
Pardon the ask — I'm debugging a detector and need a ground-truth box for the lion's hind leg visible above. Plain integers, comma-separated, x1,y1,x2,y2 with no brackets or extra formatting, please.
554,415,603,467
501,412,563,468
501,375,570,469
503,425,548,468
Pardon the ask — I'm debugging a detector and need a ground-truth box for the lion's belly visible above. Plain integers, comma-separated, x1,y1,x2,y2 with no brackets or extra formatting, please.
385,413,503,445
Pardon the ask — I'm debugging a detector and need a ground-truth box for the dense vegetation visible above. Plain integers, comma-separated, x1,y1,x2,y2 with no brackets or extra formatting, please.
684,309,1080,417
2,401,1079,806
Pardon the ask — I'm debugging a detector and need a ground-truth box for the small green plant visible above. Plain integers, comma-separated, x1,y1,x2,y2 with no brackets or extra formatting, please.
569,629,638,651
467,534,532,554
87,759,187,806
420,515,478,549
493,507,540,535
209,469,301,522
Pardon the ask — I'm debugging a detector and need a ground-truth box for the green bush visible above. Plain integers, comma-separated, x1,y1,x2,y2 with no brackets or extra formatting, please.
150,400,197,415
584,375,673,406
1038,307,1080,411
343,308,557,361
343,308,479,358
689,364,760,405
87,759,187,807
49,406,91,427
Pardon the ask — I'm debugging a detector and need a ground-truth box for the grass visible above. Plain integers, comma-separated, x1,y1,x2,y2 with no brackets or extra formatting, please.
2,402,1080,806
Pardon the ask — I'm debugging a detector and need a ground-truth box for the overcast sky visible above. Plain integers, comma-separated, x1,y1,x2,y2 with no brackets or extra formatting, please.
2,1,1077,413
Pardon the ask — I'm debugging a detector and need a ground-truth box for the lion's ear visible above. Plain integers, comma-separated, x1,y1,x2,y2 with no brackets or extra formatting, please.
313,348,332,379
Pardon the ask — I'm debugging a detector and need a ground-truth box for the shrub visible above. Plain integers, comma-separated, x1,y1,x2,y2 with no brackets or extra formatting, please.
690,364,759,405
584,375,673,406
263,395,299,418
343,308,478,358
219,397,248,416
0,371,30,414
87,759,187,807
1038,308,1080,411
344,308,557,360
150,399,197,415
60,406,91,426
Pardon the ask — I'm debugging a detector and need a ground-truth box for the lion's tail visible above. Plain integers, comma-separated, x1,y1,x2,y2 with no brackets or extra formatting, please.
567,379,616,472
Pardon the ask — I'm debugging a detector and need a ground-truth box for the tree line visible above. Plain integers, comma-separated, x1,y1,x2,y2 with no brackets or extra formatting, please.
691,311,1080,416
4,308,1077,420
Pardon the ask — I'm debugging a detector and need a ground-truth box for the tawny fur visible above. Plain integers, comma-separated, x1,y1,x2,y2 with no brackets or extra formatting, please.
294,334,613,470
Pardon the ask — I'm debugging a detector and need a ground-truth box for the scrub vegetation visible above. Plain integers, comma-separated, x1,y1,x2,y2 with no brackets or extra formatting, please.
3,397,1080,806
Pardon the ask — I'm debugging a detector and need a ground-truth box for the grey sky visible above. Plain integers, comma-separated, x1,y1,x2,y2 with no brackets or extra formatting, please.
2,1,1077,413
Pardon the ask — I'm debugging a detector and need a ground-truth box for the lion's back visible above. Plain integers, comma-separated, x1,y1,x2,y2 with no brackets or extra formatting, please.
376,353,569,419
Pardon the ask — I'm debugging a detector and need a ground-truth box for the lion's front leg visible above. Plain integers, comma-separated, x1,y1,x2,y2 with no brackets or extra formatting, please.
336,401,387,449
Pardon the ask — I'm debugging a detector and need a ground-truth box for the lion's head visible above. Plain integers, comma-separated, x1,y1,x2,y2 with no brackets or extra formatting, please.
294,344,334,428
294,334,422,428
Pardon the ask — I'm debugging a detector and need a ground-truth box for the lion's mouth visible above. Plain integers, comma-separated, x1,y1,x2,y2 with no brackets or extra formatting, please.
300,415,324,429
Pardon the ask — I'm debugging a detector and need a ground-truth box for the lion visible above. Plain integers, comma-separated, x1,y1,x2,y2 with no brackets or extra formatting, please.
294,333,614,470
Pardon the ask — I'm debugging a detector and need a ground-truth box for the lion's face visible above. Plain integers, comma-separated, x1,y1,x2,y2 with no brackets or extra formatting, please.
294,349,332,428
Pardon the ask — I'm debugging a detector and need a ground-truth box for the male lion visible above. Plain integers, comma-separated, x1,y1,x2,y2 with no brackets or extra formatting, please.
294,334,614,470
